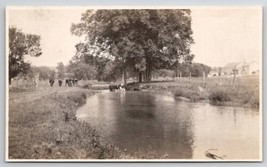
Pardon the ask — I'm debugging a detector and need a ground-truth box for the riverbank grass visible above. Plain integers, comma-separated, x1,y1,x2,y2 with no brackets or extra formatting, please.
8,87,122,159
126,79,259,109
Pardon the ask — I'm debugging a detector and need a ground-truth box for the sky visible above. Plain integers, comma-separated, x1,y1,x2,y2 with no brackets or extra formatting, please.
7,7,262,68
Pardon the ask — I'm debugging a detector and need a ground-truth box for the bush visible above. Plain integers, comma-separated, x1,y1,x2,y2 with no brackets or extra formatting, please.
249,95,259,108
82,83,93,89
174,88,207,102
208,90,231,104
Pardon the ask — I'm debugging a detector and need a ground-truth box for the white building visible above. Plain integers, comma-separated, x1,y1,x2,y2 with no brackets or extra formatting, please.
208,61,259,77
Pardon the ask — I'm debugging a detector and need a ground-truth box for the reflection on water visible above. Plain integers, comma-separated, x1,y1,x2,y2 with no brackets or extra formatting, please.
76,91,260,160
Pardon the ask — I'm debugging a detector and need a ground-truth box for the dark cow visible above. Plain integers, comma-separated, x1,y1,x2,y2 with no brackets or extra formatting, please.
65,79,69,86
65,79,73,87
65,78,78,87
58,79,63,86
109,84,118,91
49,79,54,87
74,79,78,86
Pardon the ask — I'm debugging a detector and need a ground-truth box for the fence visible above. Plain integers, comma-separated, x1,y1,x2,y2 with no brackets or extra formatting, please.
154,74,259,88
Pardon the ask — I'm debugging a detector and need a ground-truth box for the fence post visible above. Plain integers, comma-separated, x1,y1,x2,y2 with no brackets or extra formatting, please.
189,72,191,82
233,69,237,87
202,71,206,86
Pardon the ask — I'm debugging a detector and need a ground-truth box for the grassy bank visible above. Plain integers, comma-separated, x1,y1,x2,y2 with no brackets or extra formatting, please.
8,87,123,159
125,79,260,109
8,86,168,159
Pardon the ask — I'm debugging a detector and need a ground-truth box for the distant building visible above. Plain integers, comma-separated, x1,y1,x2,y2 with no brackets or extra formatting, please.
208,61,259,77
207,68,220,77
242,61,259,75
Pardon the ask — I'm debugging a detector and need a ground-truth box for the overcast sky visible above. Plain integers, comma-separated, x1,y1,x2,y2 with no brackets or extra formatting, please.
7,7,262,68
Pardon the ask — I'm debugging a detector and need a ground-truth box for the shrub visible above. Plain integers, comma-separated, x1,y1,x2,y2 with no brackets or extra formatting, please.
82,83,93,89
209,90,231,104
249,95,259,108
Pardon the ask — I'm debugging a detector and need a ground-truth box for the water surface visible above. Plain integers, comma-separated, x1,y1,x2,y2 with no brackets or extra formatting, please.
77,91,260,160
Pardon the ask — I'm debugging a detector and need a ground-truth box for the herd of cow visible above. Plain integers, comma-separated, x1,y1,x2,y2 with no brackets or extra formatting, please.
47,78,126,92
49,78,78,87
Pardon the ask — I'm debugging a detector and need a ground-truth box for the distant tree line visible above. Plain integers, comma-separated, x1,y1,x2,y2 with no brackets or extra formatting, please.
153,63,212,78
27,66,56,80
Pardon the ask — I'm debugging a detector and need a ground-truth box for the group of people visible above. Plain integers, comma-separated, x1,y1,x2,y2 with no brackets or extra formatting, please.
49,78,78,87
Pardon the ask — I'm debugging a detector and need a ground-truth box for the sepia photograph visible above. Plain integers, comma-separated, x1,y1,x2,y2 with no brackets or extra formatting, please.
6,6,262,161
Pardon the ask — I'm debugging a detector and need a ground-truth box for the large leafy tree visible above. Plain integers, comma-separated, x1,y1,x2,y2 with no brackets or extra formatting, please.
71,9,194,83
9,27,42,84
67,44,122,81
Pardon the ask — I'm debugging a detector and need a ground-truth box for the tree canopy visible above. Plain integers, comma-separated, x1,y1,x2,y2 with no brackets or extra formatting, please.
9,27,42,84
190,63,212,77
71,9,194,83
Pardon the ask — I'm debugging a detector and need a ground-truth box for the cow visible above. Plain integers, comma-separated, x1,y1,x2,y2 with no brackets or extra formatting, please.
68,79,73,87
65,79,73,87
49,79,54,87
65,79,69,86
109,84,118,91
74,79,78,86
58,79,63,87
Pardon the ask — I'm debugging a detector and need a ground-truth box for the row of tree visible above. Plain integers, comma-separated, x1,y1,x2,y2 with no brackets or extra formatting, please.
152,63,212,78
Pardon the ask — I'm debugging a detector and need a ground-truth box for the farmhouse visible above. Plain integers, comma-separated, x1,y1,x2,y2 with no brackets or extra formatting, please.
208,61,259,77
207,68,220,77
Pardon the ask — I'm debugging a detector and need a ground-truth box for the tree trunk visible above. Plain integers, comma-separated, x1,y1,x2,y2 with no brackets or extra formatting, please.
138,71,142,83
202,71,206,86
144,56,152,82
123,69,127,85
189,72,191,82
9,77,11,85
233,71,236,87
219,74,222,86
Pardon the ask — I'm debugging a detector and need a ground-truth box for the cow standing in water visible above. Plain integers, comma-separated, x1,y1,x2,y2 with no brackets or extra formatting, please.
49,79,54,87
109,83,125,92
